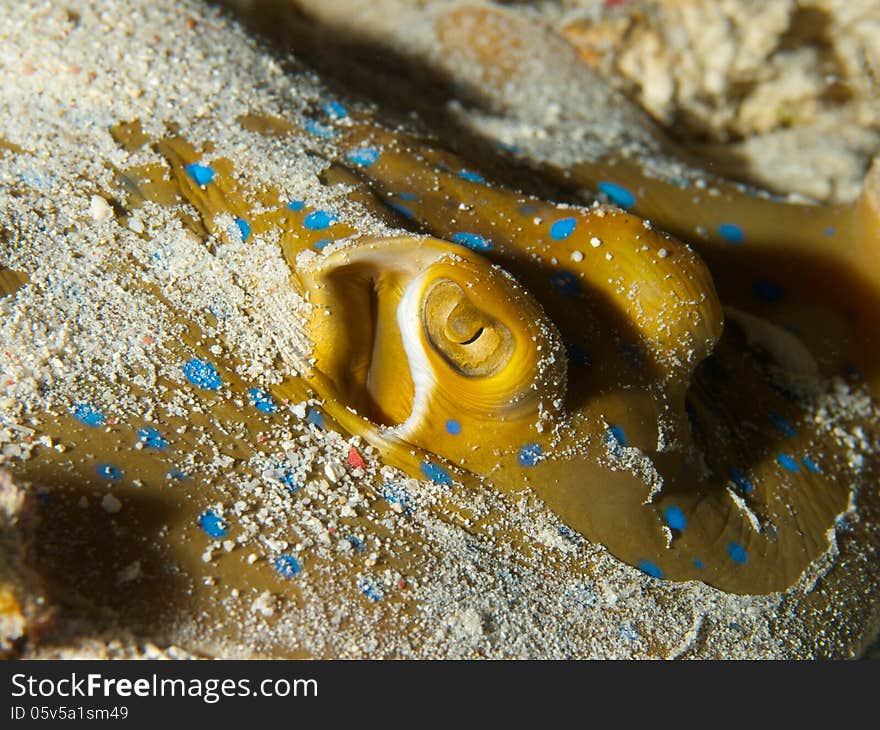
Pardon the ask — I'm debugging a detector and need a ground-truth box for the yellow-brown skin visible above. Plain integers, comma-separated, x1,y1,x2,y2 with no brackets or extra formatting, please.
95,97,878,595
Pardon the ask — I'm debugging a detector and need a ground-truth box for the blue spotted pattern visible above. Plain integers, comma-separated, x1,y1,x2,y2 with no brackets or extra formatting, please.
235,217,251,242
359,576,384,602
198,510,227,539
549,217,577,240
73,402,105,427
445,419,462,435
663,505,687,531
458,169,486,183
183,358,222,390
381,483,411,511
420,461,453,486
304,119,336,138
138,427,168,450
452,232,492,251
598,181,636,208
777,453,800,472
637,560,663,579
303,210,338,230
185,163,214,186
305,408,325,429
729,467,754,494
323,101,348,118
274,554,302,578
605,425,627,448
347,147,380,167
248,388,277,414
718,223,745,244
517,443,543,467
728,542,749,564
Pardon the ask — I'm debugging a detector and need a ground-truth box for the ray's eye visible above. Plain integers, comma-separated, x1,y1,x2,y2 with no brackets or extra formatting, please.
422,278,514,377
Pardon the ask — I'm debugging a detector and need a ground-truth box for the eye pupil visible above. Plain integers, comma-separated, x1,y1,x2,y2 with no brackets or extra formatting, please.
422,278,514,377
459,327,484,346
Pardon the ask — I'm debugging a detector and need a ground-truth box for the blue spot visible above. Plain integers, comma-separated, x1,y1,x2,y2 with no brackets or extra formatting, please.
184,163,214,186
769,411,797,437
183,358,222,390
396,192,418,201
663,505,687,531
557,525,576,540
304,119,337,138
565,342,591,367
693,558,705,570
347,147,380,167
248,388,277,414
286,200,305,212
303,210,338,230
359,576,384,602
313,238,332,250
388,201,415,220
803,456,821,474
72,402,105,427
274,554,302,579
420,461,453,486
96,463,122,481
266,463,299,493
718,223,745,244
323,101,348,119
823,226,835,237
305,408,325,429
598,181,636,208
549,270,581,297
729,467,753,494
452,232,492,252
445,419,462,435
457,169,486,184
137,427,168,450
754,280,783,303
549,217,577,240
235,217,251,242
637,560,663,579
518,204,537,215
777,453,800,472
167,469,187,482
517,443,543,467
381,484,411,512
728,542,748,564
198,510,227,539
606,425,627,448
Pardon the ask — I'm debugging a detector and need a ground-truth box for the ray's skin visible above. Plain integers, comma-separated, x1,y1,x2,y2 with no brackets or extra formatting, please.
93,97,880,596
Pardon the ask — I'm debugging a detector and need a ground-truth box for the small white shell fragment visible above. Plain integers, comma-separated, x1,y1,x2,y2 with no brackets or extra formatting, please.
89,194,113,221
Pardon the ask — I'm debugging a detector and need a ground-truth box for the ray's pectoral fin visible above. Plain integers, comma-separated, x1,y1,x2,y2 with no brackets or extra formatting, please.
294,225,859,595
